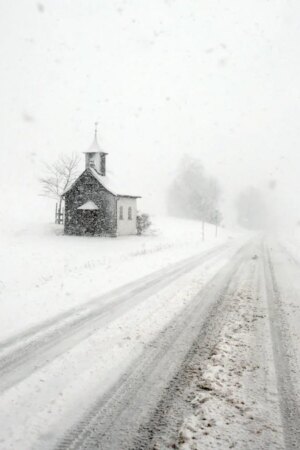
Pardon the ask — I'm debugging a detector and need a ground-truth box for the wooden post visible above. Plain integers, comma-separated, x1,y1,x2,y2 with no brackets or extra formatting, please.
55,200,64,224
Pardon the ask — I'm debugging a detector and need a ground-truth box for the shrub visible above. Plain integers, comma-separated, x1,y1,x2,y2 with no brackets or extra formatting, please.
136,213,151,235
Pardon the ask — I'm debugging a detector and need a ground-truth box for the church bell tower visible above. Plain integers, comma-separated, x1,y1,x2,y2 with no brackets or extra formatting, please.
83,122,108,176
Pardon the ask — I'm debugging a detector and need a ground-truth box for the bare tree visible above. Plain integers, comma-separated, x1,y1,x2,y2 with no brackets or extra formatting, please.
40,153,81,223
167,155,222,225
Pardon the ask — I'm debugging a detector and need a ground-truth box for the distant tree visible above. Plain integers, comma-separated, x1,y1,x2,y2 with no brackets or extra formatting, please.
136,213,151,235
167,156,222,224
236,187,268,230
40,153,80,222
210,208,222,226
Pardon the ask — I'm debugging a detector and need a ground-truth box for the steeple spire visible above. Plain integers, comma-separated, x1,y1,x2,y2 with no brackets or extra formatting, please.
94,121,98,140
86,122,101,153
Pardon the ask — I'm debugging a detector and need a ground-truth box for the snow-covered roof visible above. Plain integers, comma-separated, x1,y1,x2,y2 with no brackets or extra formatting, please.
89,168,140,198
77,201,99,210
63,168,141,198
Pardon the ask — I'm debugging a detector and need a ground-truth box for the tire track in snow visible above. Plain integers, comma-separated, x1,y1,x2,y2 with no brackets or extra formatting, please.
54,242,253,450
0,243,231,393
263,241,300,449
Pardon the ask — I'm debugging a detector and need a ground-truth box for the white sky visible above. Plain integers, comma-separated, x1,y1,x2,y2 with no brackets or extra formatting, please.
1,0,300,227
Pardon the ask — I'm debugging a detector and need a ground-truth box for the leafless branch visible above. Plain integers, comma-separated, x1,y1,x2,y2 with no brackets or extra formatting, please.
40,153,81,201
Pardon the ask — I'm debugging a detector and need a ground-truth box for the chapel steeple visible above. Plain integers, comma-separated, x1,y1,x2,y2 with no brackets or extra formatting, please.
83,122,108,176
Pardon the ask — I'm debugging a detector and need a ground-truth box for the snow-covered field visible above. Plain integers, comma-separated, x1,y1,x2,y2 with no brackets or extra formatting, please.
0,217,236,341
0,217,244,449
1,220,299,450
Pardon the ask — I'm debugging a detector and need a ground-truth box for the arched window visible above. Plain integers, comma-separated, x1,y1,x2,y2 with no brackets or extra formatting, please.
119,206,124,220
128,206,132,220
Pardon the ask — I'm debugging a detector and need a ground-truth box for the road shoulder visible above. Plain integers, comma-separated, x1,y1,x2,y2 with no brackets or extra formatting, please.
149,248,284,450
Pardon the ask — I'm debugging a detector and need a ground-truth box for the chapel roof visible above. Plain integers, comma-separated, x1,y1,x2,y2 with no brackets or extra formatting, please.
63,168,141,199
89,168,140,198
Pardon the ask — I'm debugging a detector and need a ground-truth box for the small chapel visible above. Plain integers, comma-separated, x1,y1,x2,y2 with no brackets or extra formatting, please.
63,125,140,237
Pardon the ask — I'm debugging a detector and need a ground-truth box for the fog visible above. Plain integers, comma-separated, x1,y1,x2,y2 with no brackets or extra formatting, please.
1,0,300,230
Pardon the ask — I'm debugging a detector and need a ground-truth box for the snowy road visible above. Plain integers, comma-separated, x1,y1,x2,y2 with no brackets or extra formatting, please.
0,243,230,393
0,237,300,449
263,240,300,449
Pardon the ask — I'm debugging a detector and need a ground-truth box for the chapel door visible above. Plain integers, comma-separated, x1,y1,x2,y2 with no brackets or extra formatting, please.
83,210,99,235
